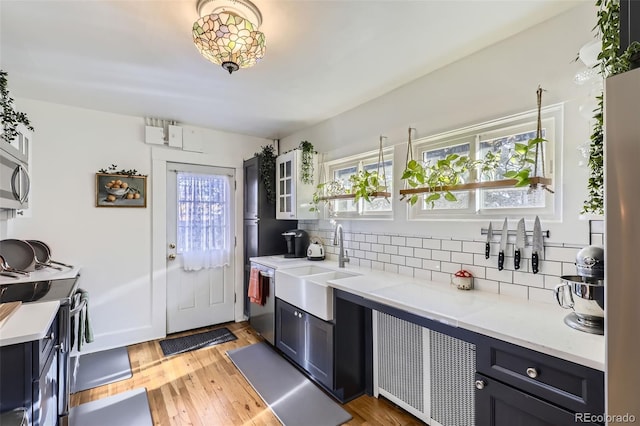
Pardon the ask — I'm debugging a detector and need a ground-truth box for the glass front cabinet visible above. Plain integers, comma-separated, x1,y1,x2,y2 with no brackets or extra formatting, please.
276,149,317,220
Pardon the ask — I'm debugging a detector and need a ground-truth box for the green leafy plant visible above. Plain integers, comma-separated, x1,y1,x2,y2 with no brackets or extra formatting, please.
583,0,640,215
1,70,33,143
255,145,277,203
98,164,146,176
503,137,545,187
309,180,347,212
299,140,315,184
349,170,388,204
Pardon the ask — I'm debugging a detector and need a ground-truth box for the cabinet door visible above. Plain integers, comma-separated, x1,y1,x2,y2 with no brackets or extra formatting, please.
275,298,304,364
33,349,58,426
475,374,600,426
243,157,259,219
304,313,334,389
276,151,295,219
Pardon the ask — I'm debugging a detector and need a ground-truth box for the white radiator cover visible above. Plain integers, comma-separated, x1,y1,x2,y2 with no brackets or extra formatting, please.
374,311,476,426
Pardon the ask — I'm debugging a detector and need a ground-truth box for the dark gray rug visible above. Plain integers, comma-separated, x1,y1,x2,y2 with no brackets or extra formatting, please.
227,342,352,426
69,388,152,426
71,346,132,393
159,327,237,357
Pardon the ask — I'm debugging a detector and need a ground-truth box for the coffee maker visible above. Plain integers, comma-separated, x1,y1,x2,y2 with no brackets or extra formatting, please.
282,229,310,258
554,245,605,334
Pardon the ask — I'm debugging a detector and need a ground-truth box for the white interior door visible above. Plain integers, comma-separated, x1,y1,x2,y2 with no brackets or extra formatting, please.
166,162,235,333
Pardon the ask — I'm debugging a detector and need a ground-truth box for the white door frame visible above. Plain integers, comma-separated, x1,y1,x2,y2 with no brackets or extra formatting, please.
151,147,243,339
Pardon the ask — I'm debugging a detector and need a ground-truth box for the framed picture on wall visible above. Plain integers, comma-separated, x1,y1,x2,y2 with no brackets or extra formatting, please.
96,173,147,208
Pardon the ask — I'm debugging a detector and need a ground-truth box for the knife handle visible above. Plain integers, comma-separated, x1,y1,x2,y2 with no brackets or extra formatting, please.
498,251,505,271
485,242,490,259
532,252,539,274
514,249,521,270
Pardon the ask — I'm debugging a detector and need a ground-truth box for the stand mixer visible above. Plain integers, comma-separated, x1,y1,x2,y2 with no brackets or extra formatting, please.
554,245,605,335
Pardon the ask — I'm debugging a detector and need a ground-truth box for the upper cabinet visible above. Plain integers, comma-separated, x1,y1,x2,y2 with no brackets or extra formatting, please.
276,150,317,220
0,123,32,214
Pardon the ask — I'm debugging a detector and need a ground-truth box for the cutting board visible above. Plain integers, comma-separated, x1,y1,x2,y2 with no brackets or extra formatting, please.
0,301,22,328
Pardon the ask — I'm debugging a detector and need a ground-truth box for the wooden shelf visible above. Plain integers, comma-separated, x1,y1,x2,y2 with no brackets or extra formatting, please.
318,191,391,201
399,177,552,196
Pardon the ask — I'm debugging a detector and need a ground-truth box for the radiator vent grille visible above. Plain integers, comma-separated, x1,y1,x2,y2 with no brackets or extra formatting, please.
430,330,476,426
377,312,424,412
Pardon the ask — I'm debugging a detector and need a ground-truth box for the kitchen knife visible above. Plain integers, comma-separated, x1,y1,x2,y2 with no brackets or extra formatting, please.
514,218,526,270
532,216,543,274
485,222,493,259
498,218,508,271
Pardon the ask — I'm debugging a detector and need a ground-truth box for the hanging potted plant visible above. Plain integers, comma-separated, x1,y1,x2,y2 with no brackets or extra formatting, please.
299,140,316,184
1,70,34,143
255,145,277,203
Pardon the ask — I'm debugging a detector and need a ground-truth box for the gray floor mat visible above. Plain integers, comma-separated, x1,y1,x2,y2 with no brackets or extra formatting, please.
159,326,237,356
71,346,132,393
69,388,152,426
227,342,352,426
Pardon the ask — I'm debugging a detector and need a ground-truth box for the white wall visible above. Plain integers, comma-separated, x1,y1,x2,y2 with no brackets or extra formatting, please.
281,3,597,246
4,99,268,353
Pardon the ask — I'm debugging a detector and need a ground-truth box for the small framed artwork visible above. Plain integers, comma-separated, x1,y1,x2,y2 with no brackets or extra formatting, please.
96,173,147,208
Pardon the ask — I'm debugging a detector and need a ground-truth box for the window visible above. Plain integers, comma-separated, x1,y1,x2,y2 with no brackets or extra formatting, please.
411,104,561,219
324,148,394,218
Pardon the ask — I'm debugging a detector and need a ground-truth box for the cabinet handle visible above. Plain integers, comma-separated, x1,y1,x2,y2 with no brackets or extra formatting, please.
44,332,55,341
475,379,486,390
526,367,538,378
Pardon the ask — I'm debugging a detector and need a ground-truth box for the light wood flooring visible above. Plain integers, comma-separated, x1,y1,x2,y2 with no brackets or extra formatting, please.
71,321,422,425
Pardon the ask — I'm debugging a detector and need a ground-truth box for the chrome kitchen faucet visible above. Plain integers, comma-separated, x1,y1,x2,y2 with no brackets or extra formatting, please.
334,224,350,268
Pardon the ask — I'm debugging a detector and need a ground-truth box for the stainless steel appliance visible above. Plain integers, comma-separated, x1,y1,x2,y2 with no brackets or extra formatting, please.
282,229,309,258
307,238,325,261
554,245,604,334
0,132,30,210
0,276,80,426
248,262,275,345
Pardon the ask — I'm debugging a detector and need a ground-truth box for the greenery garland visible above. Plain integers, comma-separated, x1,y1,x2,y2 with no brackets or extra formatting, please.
0,70,34,143
583,0,640,214
255,145,277,203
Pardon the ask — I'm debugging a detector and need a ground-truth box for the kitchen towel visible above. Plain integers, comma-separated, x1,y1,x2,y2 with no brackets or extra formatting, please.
72,288,94,351
248,267,266,305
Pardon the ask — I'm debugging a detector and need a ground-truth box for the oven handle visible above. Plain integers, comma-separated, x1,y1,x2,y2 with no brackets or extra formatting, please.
70,298,87,316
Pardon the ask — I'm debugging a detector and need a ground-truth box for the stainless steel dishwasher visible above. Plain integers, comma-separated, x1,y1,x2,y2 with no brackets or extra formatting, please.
249,262,275,345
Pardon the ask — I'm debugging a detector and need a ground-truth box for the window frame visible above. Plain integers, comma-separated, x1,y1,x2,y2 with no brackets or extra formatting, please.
409,104,563,220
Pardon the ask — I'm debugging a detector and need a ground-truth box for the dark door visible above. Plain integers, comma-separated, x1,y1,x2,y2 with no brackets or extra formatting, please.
275,298,304,364
244,157,259,219
475,374,601,426
304,313,334,389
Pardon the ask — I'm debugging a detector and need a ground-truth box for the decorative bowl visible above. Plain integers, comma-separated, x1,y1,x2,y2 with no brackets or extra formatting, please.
105,185,128,196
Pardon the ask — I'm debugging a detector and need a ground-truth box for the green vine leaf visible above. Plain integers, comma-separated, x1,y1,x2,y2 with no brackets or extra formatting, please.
1,70,34,143
255,145,277,204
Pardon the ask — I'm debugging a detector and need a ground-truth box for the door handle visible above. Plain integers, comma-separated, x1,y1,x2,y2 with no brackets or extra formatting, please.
169,243,176,249
168,253,176,260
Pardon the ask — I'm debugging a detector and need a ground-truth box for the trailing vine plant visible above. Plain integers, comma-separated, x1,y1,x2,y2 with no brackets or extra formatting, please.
299,140,315,184
583,0,640,214
0,70,34,143
98,164,146,176
255,145,277,203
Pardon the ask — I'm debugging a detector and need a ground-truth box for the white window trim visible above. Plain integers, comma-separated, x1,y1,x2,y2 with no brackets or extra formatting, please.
322,147,394,219
408,103,563,221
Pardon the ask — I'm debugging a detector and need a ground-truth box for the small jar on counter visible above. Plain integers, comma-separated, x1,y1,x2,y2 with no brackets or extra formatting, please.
452,270,473,290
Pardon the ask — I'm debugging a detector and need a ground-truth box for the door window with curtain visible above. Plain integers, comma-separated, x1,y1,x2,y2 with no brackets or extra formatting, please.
177,172,231,271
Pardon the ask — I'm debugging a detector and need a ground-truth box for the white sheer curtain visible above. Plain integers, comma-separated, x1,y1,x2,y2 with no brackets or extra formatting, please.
177,172,231,271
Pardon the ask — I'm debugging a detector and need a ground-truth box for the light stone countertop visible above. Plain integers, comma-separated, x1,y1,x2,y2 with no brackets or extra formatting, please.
0,266,81,285
251,255,605,371
0,300,60,347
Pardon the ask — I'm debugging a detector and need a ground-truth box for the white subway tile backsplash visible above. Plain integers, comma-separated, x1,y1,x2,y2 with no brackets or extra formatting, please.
406,237,422,248
451,252,474,264
415,269,432,280
384,245,399,255
442,240,462,252
414,248,432,259
499,282,528,299
384,263,399,274
392,236,406,246
591,234,604,246
378,235,391,244
423,239,441,249
398,266,414,277
406,257,422,268
398,246,413,257
432,250,451,262
513,271,544,288
296,225,586,303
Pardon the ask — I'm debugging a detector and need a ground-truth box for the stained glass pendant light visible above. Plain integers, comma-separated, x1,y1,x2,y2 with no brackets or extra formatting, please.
193,0,266,74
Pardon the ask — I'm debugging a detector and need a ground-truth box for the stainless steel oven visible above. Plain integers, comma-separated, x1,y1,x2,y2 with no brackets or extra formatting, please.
249,263,275,345
0,276,80,426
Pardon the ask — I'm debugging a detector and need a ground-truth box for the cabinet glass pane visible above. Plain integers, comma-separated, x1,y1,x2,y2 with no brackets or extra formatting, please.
285,161,292,178
280,162,285,177
280,180,285,194
286,196,291,212
285,179,291,195
280,197,285,212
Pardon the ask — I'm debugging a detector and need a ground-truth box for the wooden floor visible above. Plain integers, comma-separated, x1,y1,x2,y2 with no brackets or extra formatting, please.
71,322,423,425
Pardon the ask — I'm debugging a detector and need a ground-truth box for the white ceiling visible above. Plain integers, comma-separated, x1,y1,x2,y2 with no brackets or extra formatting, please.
0,0,580,139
